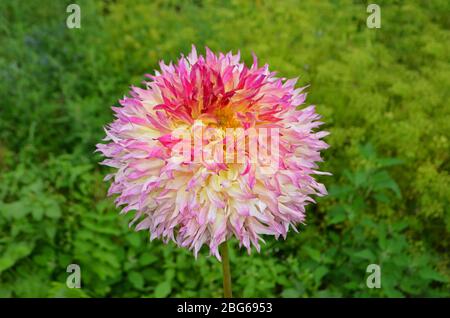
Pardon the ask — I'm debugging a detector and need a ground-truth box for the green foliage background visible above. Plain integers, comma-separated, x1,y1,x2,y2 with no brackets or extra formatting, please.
0,0,449,297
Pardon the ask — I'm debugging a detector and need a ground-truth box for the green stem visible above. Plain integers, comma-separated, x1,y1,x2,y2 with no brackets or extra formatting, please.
219,241,232,298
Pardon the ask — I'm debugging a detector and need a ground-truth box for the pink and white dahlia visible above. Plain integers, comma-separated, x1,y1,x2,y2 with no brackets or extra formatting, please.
96,46,329,260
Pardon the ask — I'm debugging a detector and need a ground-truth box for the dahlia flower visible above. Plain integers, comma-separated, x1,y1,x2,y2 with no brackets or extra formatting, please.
96,46,329,262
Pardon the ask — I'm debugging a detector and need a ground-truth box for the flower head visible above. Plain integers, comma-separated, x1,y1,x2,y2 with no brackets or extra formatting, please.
97,46,329,260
